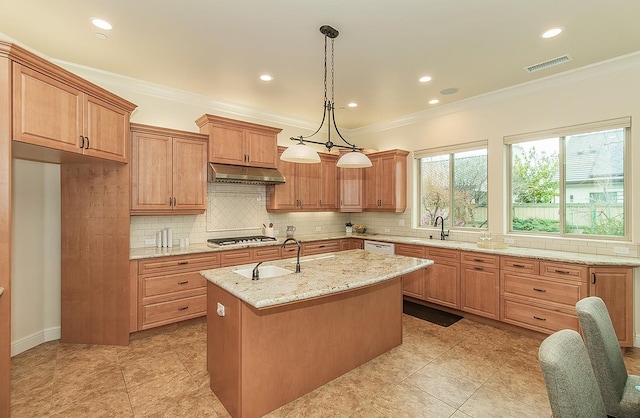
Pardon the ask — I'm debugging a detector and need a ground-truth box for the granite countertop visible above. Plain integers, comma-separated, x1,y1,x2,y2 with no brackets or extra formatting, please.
200,249,433,309
130,232,640,267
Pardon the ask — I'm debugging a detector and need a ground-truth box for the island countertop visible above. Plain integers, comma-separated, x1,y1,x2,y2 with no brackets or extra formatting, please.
200,249,433,309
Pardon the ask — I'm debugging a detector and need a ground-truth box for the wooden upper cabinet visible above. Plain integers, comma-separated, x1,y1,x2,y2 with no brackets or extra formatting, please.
130,124,207,215
12,62,134,163
364,149,408,212
196,114,281,168
338,166,364,212
267,148,341,212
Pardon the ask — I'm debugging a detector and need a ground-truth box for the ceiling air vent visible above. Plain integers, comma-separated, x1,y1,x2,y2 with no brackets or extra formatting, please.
525,54,572,73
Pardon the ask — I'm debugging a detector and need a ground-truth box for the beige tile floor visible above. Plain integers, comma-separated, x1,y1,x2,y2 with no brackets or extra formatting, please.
11,314,640,417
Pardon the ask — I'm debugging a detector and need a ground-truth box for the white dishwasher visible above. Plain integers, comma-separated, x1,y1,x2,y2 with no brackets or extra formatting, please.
364,240,395,255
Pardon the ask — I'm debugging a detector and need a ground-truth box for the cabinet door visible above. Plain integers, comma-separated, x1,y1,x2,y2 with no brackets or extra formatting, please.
209,125,245,165
364,159,379,209
297,163,321,210
267,156,298,211
426,262,460,309
172,137,207,211
376,154,398,210
339,167,363,212
403,269,425,299
83,95,129,162
131,132,173,211
319,155,338,209
246,130,277,168
12,63,82,153
589,267,633,347
461,265,499,319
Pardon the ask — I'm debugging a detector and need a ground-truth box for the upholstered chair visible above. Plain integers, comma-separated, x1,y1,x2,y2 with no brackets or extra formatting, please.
538,329,607,418
576,296,640,417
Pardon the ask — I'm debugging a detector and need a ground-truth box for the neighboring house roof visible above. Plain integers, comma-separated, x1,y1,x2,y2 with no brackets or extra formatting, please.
565,131,624,184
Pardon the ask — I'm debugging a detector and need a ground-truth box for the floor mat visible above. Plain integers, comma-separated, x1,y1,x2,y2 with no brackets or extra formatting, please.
403,300,463,327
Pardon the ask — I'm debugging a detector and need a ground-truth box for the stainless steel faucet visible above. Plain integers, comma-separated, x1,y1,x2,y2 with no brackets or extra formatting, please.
252,261,263,280
282,238,301,273
434,216,449,241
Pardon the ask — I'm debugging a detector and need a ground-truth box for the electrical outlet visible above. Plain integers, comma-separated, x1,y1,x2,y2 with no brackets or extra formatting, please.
145,238,156,246
315,226,321,232
614,246,629,255
504,238,515,244
398,219,405,227
384,228,391,233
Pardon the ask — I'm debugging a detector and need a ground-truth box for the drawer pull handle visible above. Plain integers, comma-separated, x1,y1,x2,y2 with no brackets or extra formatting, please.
178,280,189,285
554,269,570,274
319,245,325,248
473,266,484,271
592,272,596,285
473,258,485,263
533,287,547,293
513,264,526,268
177,261,189,265
178,306,189,311
533,316,547,321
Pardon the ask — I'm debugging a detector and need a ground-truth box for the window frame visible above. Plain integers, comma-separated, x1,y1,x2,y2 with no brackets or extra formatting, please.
505,117,630,240
415,140,488,231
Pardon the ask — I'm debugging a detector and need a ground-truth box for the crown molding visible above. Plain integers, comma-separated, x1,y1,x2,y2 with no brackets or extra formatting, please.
351,50,640,138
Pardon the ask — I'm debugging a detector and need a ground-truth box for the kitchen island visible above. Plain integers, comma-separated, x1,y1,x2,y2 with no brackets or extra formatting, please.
200,249,433,418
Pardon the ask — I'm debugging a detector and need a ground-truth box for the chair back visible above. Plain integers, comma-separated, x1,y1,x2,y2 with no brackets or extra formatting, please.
576,296,628,413
538,329,607,418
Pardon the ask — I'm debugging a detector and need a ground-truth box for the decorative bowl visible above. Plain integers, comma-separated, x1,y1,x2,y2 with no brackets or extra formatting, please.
354,225,367,233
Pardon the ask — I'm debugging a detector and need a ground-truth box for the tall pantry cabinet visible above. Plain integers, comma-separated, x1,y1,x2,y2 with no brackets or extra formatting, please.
1,40,137,417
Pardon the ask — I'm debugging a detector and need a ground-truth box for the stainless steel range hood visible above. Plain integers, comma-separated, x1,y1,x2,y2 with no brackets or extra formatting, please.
208,163,286,185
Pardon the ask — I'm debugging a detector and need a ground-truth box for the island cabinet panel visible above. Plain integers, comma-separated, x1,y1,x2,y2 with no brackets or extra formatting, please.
500,257,587,336
589,266,633,347
134,253,220,331
396,244,427,299
13,62,133,163
196,114,281,168
130,123,208,215
207,277,403,418
424,247,460,309
363,149,408,212
338,166,364,212
460,252,500,319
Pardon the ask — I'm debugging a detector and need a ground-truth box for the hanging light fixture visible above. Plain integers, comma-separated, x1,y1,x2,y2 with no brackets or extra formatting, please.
280,25,372,168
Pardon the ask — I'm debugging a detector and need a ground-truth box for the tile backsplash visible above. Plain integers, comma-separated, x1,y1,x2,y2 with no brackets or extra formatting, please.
130,183,638,259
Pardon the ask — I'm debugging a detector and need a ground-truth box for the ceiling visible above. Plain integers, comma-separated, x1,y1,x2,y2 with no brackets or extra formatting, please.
2,0,640,129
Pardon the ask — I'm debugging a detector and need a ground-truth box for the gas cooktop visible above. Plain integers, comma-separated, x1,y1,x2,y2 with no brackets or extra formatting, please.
206,235,277,247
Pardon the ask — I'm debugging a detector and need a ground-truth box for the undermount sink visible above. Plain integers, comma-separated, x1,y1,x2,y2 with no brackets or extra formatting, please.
233,265,294,279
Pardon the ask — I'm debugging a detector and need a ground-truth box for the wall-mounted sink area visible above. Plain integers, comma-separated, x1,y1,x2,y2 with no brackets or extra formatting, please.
234,265,294,279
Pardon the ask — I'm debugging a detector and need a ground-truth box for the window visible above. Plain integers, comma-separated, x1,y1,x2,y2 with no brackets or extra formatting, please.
416,142,488,229
506,118,629,238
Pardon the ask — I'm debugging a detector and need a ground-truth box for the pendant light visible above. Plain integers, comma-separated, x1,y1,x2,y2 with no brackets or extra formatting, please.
280,25,372,168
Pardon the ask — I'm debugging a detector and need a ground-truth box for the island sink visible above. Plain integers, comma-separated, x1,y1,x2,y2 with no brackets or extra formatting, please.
233,265,293,279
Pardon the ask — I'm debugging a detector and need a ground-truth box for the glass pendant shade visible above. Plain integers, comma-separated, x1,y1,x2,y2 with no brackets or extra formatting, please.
280,143,321,163
336,151,372,168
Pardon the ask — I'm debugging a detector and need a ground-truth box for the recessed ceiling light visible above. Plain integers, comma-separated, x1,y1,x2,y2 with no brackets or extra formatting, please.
428,99,440,105
347,103,358,108
95,33,108,40
541,28,562,39
91,18,112,31
440,87,459,95
419,76,432,83
259,74,273,81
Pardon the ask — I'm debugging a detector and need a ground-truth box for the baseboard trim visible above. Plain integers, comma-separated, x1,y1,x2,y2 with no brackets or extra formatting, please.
11,327,61,357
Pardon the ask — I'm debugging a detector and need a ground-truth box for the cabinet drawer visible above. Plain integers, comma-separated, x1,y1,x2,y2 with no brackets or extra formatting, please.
220,249,253,267
142,294,207,329
253,246,281,262
302,240,341,256
540,261,587,282
426,247,459,262
395,244,426,258
502,298,578,334
502,272,586,306
142,272,206,299
500,257,539,274
139,253,220,276
461,252,499,268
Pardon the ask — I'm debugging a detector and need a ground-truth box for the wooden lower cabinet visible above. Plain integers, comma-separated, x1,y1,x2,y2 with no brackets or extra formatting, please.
425,248,460,309
589,266,633,347
302,239,341,256
395,244,427,299
460,252,499,319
